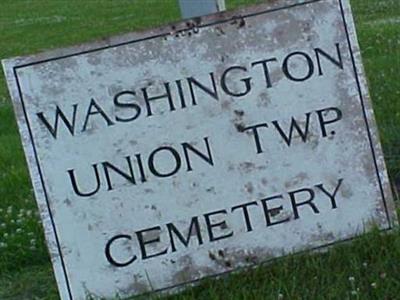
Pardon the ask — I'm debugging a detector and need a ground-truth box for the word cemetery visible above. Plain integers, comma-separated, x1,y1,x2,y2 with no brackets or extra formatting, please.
2,0,396,299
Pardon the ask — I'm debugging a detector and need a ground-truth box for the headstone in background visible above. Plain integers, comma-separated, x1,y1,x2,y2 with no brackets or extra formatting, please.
179,0,226,18
2,0,397,299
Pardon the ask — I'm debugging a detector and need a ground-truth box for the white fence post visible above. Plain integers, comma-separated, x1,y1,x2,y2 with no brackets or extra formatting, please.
178,0,226,19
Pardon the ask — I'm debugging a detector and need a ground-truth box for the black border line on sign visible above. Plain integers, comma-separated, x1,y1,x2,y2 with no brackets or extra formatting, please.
12,69,74,300
338,0,391,224
14,0,321,69
11,0,392,299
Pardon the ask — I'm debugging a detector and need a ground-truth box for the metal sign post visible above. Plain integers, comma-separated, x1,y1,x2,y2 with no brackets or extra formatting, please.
178,0,226,18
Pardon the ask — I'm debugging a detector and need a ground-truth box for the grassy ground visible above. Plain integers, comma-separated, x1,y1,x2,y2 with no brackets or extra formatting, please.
0,0,399,299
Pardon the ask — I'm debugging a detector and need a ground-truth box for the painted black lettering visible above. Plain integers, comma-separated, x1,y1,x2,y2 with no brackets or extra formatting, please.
167,217,203,252
315,178,344,209
204,209,233,242
316,107,343,137
260,195,290,226
113,91,141,122
289,187,319,219
242,123,269,154
102,157,136,191
182,137,214,172
231,201,258,232
67,164,101,197
136,226,168,260
315,43,343,75
148,146,181,177
272,113,311,146
37,104,78,139
251,58,278,88
142,82,175,117
105,234,137,267
220,66,252,97
187,72,219,104
283,51,314,82
82,98,114,132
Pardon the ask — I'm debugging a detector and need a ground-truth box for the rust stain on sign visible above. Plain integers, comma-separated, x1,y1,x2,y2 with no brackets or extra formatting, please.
2,0,397,299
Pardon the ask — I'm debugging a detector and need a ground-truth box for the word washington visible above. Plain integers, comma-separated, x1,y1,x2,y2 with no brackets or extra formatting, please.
36,43,344,139
105,178,343,267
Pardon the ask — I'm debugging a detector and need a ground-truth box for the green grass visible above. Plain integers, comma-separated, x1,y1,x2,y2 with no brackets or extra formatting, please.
0,0,399,299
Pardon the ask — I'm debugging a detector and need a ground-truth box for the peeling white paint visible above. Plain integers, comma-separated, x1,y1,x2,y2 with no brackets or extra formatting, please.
2,0,396,299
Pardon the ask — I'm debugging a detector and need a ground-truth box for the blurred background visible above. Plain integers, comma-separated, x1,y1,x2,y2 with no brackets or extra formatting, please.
0,0,399,299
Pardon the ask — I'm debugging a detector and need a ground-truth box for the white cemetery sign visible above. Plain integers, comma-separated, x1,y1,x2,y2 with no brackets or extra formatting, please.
2,0,397,299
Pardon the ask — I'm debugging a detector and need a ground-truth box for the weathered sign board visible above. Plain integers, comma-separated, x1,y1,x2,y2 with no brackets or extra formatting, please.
2,0,397,299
